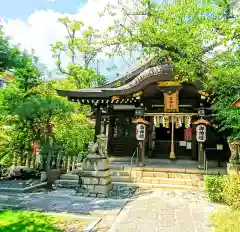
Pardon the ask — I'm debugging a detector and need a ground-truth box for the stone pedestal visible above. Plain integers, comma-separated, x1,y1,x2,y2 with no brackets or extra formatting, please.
227,162,240,175
227,140,240,175
76,157,112,198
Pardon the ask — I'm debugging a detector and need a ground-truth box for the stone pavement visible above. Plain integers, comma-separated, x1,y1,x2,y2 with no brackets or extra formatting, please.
0,188,128,217
109,190,218,232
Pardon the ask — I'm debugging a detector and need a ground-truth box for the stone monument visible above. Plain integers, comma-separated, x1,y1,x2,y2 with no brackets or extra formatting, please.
227,140,240,174
76,134,112,197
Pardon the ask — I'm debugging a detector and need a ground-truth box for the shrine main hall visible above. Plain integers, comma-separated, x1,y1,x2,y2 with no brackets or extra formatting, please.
57,62,230,168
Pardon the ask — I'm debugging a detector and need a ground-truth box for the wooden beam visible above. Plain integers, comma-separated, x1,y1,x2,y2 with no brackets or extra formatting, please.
94,106,102,141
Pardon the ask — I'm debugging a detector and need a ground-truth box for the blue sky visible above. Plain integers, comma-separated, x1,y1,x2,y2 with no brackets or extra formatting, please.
1,0,140,80
0,0,87,20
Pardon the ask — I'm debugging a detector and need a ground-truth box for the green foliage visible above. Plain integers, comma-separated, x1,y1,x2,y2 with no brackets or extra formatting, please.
0,26,34,71
55,114,94,158
52,17,106,88
205,52,240,141
211,208,240,232
205,174,240,210
0,210,89,232
0,24,95,169
102,0,231,81
222,174,240,210
204,175,225,202
14,61,42,91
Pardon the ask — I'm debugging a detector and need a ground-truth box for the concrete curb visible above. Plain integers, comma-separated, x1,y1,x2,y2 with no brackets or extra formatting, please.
44,212,102,232
83,218,102,232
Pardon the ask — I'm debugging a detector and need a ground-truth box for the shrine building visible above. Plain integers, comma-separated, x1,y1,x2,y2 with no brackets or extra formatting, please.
57,62,230,167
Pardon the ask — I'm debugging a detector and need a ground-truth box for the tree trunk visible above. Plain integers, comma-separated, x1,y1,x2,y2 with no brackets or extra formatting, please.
12,152,17,167
44,120,54,190
45,150,54,190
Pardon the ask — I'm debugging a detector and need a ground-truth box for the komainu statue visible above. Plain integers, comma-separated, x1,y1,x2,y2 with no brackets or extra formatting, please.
87,134,108,158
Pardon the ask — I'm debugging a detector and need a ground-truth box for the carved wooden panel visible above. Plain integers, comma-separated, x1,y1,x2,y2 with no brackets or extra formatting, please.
164,91,179,112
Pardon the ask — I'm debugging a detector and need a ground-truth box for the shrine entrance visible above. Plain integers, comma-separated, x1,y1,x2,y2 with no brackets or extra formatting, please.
146,113,197,159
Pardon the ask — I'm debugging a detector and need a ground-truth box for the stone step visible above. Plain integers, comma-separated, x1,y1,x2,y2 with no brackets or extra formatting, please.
110,165,226,175
135,177,203,187
60,174,79,180
110,157,198,165
132,171,203,179
111,170,130,176
111,175,203,187
111,176,132,183
110,170,204,180
112,182,204,191
55,179,78,188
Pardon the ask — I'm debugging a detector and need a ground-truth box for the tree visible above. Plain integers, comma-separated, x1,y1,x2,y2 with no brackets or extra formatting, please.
51,17,106,88
99,0,234,81
55,113,94,161
204,36,240,141
12,93,73,189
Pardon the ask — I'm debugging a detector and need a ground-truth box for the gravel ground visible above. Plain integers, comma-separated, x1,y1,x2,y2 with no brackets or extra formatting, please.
105,184,138,199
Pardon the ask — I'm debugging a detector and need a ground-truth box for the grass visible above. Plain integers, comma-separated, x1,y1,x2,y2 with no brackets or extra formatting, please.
211,208,240,232
0,210,91,232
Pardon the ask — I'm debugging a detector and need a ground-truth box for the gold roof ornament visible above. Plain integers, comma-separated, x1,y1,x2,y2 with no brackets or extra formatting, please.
132,117,150,125
198,90,209,97
111,96,120,100
193,119,211,125
157,81,182,87
133,91,143,97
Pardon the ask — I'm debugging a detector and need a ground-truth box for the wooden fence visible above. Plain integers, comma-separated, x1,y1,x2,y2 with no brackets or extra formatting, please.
12,153,82,173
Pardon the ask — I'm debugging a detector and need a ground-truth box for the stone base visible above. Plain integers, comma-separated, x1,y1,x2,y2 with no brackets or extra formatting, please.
80,170,111,177
76,183,112,198
83,157,110,171
81,176,111,185
227,162,240,175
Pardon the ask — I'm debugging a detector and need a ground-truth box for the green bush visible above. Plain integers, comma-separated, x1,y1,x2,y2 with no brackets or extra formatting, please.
205,174,240,210
211,208,240,232
223,174,240,210
204,175,225,202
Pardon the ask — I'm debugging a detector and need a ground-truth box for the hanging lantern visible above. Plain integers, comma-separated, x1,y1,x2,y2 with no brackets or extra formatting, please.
175,116,183,129
154,116,161,128
184,116,191,128
163,116,170,128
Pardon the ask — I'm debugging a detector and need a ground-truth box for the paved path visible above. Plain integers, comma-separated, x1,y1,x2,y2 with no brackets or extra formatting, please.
109,190,218,232
0,189,128,217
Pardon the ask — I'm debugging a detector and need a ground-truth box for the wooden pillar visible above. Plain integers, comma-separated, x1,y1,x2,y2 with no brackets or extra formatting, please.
94,106,102,141
148,117,154,157
105,119,109,136
198,142,205,169
192,124,197,160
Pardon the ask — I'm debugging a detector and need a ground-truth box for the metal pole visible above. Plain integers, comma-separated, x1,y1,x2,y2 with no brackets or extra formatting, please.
169,116,176,159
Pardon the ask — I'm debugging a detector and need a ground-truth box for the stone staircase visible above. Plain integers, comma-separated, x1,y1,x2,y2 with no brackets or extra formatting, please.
110,165,205,191
56,158,227,191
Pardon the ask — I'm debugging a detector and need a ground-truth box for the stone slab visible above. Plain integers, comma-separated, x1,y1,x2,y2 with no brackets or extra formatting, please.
109,190,219,232
94,183,112,194
81,176,111,185
81,170,111,177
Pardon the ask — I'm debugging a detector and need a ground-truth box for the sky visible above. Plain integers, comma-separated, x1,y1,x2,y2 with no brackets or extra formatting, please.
0,0,141,81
